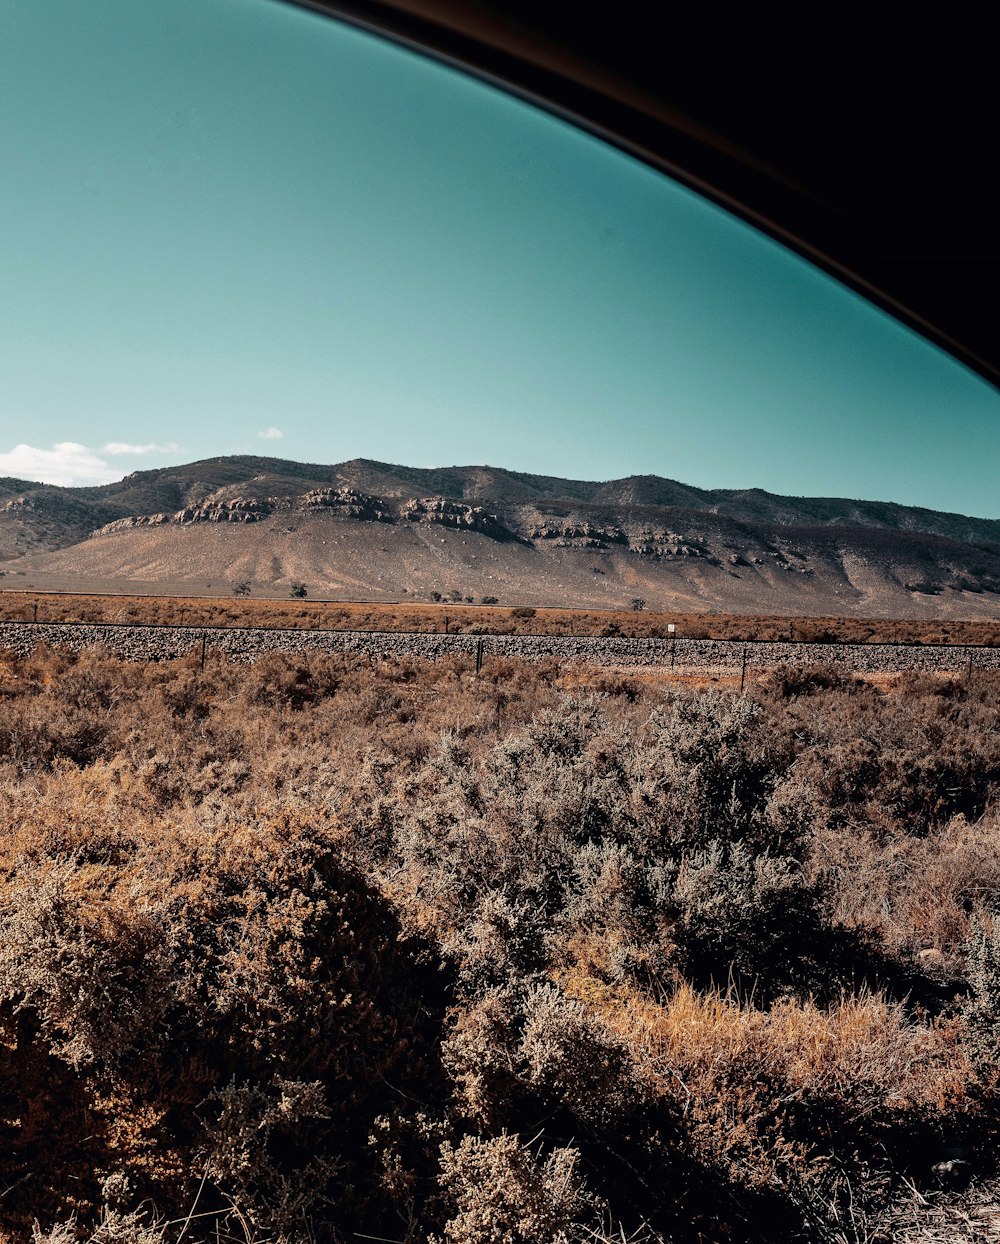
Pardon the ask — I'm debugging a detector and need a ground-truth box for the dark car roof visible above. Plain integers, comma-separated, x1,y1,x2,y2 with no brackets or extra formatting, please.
289,1,999,390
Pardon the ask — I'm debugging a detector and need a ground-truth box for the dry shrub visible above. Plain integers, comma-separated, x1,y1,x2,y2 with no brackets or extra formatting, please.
811,812,1000,965
200,1076,342,1239
434,1133,593,1244
0,858,173,1067
517,984,646,1128
771,671,1000,835
236,651,341,710
755,662,863,699
31,1210,166,1244
0,646,997,1242
442,989,523,1129
964,914,1000,1071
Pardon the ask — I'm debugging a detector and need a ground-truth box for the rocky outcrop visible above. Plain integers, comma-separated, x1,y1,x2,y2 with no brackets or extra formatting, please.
172,498,274,524
631,529,714,559
301,487,392,522
741,547,815,575
530,523,628,547
402,497,516,541
90,489,519,543
93,513,172,536
92,498,273,537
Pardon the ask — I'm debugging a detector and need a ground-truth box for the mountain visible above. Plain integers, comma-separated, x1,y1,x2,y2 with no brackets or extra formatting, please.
1,456,999,617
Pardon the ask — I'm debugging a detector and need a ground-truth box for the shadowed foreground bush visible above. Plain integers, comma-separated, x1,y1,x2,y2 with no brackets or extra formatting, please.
0,810,445,1241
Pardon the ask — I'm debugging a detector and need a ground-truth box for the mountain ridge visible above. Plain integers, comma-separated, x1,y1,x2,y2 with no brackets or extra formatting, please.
2,456,999,617
3,454,997,538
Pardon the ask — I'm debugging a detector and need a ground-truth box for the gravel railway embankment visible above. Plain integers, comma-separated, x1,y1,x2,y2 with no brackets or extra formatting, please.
1,620,998,675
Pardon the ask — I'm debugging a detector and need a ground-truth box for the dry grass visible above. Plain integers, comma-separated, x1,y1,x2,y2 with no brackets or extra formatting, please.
564,976,971,1186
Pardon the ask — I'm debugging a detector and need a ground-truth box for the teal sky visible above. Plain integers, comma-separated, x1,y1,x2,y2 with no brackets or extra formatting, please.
1,0,998,516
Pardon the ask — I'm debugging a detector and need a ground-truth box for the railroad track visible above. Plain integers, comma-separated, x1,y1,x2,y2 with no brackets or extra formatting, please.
1,619,998,675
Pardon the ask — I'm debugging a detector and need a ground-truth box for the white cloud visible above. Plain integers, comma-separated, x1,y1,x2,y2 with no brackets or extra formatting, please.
0,442,118,487
103,441,179,455
0,439,182,488
258,426,284,440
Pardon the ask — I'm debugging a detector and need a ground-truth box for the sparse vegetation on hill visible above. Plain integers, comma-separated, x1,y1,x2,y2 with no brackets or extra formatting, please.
1,645,999,1241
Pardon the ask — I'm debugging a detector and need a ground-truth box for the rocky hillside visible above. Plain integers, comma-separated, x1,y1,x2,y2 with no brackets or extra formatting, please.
2,456,999,616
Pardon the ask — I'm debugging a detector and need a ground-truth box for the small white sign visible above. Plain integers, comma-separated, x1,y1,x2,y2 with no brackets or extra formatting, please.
667,623,676,633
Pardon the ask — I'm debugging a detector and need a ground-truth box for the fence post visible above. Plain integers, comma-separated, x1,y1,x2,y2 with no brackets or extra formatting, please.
740,645,748,694
200,632,207,671
476,638,484,676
